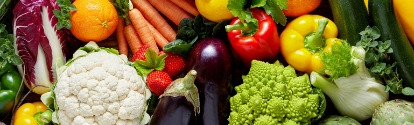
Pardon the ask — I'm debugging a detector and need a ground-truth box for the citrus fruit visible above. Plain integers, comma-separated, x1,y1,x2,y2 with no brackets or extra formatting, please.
70,0,119,42
195,0,234,22
283,0,322,17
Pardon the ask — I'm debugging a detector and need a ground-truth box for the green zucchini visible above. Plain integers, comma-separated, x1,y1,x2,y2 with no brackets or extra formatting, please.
0,0,12,22
369,0,414,88
328,0,369,45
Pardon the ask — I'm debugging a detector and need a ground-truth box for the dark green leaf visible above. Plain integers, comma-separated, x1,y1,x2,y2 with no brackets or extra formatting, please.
188,36,199,45
178,18,194,30
163,39,193,57
263,0,287,26
212,20,231,39
251,0,267,8
176,26,197,41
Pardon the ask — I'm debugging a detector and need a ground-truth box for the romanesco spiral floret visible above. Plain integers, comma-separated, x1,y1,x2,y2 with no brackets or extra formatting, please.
254,115,277,125
228,60,324,125
288,75,312,97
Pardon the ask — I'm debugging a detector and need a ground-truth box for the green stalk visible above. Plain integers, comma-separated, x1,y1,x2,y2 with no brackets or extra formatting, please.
225,22,258,36
310,72,338,97
304,18,329,53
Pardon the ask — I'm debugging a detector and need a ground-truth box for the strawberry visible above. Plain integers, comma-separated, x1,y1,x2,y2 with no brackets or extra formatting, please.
146,71,173,96
131,45,150,62
163,53,186,78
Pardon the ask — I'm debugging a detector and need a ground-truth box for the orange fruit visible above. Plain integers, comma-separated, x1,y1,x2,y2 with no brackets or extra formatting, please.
70,0,119,42
283,0,322,17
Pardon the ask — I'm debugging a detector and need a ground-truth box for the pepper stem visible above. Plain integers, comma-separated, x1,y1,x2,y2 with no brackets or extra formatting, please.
304,18,329,53
225,22,257,35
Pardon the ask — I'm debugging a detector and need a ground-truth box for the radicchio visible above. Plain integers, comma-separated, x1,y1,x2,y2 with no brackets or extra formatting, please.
13,0,74,94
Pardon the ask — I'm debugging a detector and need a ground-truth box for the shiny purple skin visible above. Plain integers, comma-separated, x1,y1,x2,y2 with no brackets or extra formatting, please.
150,96,196,125
185,37,234,125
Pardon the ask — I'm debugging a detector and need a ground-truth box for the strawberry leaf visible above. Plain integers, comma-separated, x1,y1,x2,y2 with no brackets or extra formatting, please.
134,49,167,76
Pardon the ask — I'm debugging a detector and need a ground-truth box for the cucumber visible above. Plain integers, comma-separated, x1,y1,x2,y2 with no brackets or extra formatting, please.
369,0,414,88
328,0,369,45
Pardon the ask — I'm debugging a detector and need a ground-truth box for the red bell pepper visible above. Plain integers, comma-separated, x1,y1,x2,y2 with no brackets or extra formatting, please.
225,8,280,67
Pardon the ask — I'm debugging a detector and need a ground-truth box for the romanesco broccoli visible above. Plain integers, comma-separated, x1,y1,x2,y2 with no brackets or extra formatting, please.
229,60,325,125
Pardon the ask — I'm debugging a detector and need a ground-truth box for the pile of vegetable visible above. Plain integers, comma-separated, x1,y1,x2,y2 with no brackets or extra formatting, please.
1,0,414,124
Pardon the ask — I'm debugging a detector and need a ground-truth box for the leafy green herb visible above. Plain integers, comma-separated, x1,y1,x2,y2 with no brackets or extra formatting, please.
54,0,77,30
320,40,358,79
134,49,167,76
356,26,414,95
227,0,288,32
163,15,230,57
110,0,131,25
0,24,22,66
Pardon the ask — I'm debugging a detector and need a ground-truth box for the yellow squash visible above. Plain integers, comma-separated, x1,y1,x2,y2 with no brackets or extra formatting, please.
280,15,339,74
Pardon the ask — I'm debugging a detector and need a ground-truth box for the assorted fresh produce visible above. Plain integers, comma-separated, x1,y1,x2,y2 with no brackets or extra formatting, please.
0,24,23,117
369,0,414,90
1,0,414,124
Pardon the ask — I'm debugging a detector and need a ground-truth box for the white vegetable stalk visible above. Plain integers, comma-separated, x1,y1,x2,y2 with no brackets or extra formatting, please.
310,47,389,121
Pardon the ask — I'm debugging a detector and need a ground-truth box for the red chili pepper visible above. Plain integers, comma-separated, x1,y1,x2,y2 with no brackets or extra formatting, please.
225,8,280,67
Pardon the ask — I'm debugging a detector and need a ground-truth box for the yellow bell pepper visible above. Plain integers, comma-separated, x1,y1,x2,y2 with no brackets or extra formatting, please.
393,0,414,46
280,15,338,74
13,102,48,125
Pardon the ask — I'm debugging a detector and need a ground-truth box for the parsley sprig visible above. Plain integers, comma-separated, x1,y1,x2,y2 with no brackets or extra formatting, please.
110,0,131,25
356,26,414,95
54,0,77,30
227,0,288,35
0,24,22,65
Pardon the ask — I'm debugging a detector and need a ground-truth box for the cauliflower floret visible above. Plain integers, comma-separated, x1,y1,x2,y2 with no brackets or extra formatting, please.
52,42,149,125
228,60,324,125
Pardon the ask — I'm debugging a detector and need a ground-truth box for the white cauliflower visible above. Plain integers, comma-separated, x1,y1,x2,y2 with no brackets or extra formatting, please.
41,42,151,125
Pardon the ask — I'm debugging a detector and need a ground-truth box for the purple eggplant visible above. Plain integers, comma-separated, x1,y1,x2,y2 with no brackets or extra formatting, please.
185,37,234,125
150,70,200,125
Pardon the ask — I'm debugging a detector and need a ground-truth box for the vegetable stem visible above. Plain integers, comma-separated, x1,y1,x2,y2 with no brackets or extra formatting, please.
310,72,339,96
225,22,256,35
183,70,197,89
305,18,329,53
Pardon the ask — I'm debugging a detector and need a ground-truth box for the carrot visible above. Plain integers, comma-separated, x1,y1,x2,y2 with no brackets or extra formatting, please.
145,19,169,49
128,8,159,53
186,0,196,7
170,0,199,16
116,18,129,56
131,0,177,42
124,25,143,53
148,0,193,26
